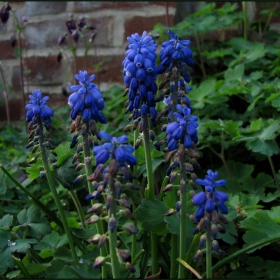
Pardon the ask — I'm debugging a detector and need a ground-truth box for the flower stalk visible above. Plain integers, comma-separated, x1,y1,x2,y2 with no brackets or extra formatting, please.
38,118,78,264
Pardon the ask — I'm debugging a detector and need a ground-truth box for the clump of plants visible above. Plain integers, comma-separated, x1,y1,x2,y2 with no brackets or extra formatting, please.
0,2,280,279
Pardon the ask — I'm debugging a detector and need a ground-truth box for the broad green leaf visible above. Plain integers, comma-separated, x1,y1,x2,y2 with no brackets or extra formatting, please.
241,212,280,251
135,199,168,235
34,231,68,250
17,205,51,238
54,142,73,165
53,247,73,262
0,214,13,230
6,270,21,279
246,139,279,156
56,157,86,191
22,255,47,276
224,64,244,82
263,206,280,223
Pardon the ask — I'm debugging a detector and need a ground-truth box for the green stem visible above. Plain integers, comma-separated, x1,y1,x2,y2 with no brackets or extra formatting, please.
69,190,85,228
0,62,10,124
206,213,212,279
202,234,280,278
268,156,280,193
13,256,32,278
38,119,78,263
170,234,177,278
178,148,187,279
108,176,120,279
142,114,158,275
242,2,248,41
194,31,207,80
142,115,155,200
263,3,279,35
131,129,139,262
82,132,107,278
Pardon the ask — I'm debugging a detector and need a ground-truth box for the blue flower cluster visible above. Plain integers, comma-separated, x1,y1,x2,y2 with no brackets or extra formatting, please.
68,71,106,123
122,31,158,125
26,89,54,124
158,30,193,82
164,104,198,151
192,170,228,223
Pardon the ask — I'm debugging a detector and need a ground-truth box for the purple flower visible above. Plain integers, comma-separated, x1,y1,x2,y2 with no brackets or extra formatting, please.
159,30,193,76
25,90,54,124
68,71,106,123
123,31,159,125
192,170,228,223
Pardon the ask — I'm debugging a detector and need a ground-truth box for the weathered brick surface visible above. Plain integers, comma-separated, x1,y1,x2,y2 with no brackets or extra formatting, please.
0,99,24,121
11,66,22,91
25,2,67,16
24,20,66,49
0,40,16,60
124,15,174,42
24,56,63,85
76,54,124,84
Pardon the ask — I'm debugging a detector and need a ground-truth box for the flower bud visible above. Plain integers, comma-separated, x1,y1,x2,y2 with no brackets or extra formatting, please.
211,224,218,238
218,214,229,224
165,208,176,216
108,159,118,176
75,162,84,171
106,195,113,211
189,179,197,190
180,179,186,193
119,198,131,209
169,172,177,183
123,223,138,235
85,215,100,225
93,256,105,269
176,201,182,212
126,183,140,191
40,171,46,178
98,234,107,249
87,203,103,214
74,174,83,184
162,184,173,192
199,234,206,249
88,234,100,243
116,249,130,261
108,217,116,233
212,240,219,253
126,262,136,273
193,250,202,262
114,181,122,197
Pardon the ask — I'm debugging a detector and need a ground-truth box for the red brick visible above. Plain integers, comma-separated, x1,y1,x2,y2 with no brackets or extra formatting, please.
73,2,158,12
75,54,124,86
0,98,25,121
24,56,63,85
124,15,174,42
0,40,16,60
26,2,67,16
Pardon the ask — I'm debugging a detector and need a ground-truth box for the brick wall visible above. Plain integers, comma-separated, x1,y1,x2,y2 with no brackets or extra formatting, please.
0,1,176,121
0,2,279,121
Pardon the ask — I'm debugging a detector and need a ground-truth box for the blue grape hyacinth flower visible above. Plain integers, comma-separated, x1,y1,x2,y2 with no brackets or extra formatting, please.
158,30,193,82
68,70,106,123
25,89,54,124
192,170,228,222
165,104,199,151
93,131,136,167
122,31,159,125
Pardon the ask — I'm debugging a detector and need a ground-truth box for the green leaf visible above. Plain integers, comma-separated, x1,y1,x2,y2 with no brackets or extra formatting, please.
263,206,280,223
54,142,73,165
135,199,168,235
22,255,47,276
246,139,279,156
53,247,73,262
6,270,21,279
240,212,280,252
34,231,68,250
224,64,244,82
0,214,13,230
0,169,7,194
17,205,51,238
56,157,86,191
